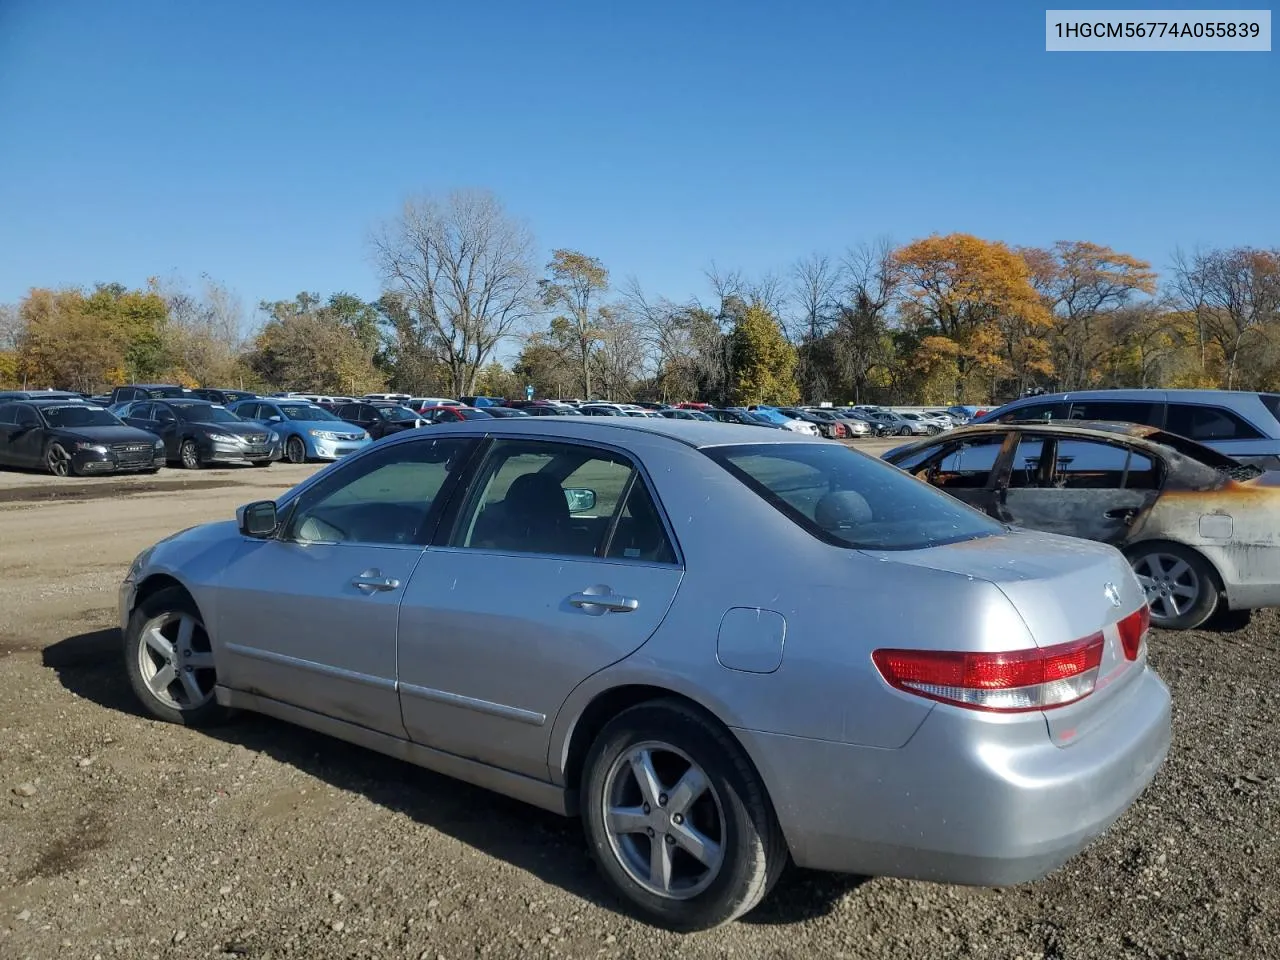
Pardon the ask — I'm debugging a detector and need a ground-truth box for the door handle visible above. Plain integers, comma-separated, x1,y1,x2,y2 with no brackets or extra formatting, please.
1104,507,1139,521
568,588,639,614
352,571,401,593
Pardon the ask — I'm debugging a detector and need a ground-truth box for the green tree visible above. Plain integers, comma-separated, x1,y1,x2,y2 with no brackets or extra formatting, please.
729,303,799,405
540,249,608,398
248,296,384,394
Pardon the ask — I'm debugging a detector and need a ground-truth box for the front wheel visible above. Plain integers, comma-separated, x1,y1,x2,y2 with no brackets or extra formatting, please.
179,439,203,470
284,435,307,464
123,586,228,726
581,700,787,931
1127,542,1220,630
897,426,912,436
46,442,77,477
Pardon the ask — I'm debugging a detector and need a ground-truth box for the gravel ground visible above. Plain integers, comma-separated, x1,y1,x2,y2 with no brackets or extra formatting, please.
0,454,1277,960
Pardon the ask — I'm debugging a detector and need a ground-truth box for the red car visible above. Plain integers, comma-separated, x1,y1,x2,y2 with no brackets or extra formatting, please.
419,405,495,424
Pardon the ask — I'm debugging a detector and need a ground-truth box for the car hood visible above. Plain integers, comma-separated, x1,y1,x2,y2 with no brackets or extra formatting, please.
59,425,161,445
282,420,366,433
860,529,1144,649
189,422,271,437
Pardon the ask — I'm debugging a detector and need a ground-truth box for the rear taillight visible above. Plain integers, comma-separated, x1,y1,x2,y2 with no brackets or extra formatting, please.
872,634,1105,713
1116,604,1150,661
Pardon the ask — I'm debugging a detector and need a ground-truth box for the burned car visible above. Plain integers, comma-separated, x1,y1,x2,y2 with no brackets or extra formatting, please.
883,421,1280,630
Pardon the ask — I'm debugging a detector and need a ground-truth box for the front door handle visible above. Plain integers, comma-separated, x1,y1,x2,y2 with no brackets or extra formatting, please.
1104,507,1140,521
569,586,639,614
352,570,401,593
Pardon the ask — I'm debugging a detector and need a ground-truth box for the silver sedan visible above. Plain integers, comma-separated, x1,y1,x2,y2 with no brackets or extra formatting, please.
120,417,1171,930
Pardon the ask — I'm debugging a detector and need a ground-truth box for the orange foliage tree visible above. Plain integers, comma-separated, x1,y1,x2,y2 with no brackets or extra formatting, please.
893,233,1052,402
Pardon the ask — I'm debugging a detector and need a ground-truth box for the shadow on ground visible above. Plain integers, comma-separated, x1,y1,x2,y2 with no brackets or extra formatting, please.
43,627,864,927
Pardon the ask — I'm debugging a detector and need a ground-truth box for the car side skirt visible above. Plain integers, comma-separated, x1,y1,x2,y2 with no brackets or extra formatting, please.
215,686,574,816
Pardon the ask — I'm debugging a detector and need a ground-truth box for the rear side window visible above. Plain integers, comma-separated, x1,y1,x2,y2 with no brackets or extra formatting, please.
1067,400,1164,427
1052,440,1159,490
1165,404,1262,441
706,443,1002,551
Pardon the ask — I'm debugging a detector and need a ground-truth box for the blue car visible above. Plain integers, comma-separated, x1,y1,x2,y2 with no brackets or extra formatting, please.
230,398,371,464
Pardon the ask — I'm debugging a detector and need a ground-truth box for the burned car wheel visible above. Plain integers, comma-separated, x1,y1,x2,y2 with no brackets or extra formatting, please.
1127,542,1220,630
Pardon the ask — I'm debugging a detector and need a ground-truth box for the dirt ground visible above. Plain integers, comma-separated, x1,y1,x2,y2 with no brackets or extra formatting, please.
0,448,1277,960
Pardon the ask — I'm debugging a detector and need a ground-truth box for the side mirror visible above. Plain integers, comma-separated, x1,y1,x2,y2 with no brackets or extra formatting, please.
237,500,279,538
268,415,283,422
564,487,597,514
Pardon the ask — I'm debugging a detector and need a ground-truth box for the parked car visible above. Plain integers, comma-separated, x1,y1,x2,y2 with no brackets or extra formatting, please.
973,389,1280,469
230,398,371,463
579,403,627,417
0,389,87,402
419,405,497,424
192,388,258,406
475,406,529,419
786,408,848,439
109,384,195,404
458,395,506,407
121,417,1169,930
748,408,820,436
362,393,413,404
704,408,784,428
883,420,1280,629
521,403,583,417
660,408,715,421
824,410,872,437
0,399,165,476
868,411,931,437
408,397,463,412
117,399,278,469
334,401,425,439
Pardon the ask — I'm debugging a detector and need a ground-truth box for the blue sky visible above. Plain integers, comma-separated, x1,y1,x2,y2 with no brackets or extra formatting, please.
0,0,1275,332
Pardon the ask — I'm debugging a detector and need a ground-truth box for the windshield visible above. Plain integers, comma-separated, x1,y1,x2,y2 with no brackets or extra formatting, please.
277,403,339,422
41,405,122,428
751,410,787,425
147,387,190,398
378,405,420,421
705,442,1002,550
176,404,241,423
458,408,495,419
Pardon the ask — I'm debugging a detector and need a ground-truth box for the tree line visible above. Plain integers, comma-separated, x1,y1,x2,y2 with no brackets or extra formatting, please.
2,189,1277,405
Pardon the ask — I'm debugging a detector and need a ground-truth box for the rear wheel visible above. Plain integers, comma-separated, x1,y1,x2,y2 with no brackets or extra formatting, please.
1127,542,1220,630
581,699,786,931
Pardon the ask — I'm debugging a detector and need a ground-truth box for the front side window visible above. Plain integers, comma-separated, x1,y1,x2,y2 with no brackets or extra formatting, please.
1067,400,1163,427
994,401,1067,423
931,436,1006,488
453,439,675,561
706,442,1002,550
285,437,478,546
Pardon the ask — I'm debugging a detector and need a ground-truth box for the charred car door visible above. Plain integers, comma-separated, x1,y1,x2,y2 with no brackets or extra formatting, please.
997,435,1161,544
901,433,1011,516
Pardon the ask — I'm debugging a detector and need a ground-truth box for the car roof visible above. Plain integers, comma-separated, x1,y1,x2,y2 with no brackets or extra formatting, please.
378,412,823,449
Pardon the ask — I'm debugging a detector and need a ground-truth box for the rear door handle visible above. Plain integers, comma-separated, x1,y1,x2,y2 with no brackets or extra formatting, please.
569,590,639,614
352,572,401,593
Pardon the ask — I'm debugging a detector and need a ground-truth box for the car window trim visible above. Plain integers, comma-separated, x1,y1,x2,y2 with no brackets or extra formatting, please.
273,435,485,549
436,434,684,567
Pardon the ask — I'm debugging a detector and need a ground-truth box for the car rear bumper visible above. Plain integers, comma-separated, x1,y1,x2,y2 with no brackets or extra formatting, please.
735,666,1170,885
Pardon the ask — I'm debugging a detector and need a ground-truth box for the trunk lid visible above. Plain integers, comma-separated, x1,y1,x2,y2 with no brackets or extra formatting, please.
861,529,1149,745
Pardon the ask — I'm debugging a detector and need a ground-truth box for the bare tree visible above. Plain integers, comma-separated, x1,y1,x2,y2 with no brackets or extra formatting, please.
0,302,22,351
372,190,537,396
834,239,899,403
160,274,246,386
621,277,695,399
540,250,608,398
592,307,646,400
1171,247,1280,389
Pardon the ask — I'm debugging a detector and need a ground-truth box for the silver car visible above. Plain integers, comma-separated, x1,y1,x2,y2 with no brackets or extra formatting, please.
120,418,1170,930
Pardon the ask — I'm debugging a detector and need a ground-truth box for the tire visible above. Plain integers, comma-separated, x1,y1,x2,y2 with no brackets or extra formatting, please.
284,435,307,464
251,460,273,468
1126,542,1221,630
581,699,787,931
179,439,202,470
897,426,912,436
46,442,78,477
123,586,229,727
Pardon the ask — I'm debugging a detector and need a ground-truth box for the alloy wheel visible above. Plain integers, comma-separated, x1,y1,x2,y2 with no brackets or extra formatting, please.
602,741,726,900
135,610,216,710
1132,552,1200,624
46,444,71,477
181,441,200,469
286,436,306,464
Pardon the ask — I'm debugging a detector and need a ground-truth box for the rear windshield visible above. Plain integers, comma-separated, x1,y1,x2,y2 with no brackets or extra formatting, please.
705,442,1003,550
